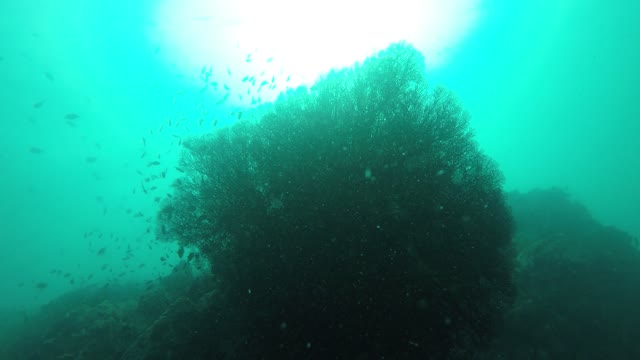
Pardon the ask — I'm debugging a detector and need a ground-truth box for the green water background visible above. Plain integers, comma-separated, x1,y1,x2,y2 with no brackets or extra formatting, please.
0,0,638,310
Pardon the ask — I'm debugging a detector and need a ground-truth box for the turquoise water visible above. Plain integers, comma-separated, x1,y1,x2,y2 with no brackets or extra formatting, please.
0,1,638,358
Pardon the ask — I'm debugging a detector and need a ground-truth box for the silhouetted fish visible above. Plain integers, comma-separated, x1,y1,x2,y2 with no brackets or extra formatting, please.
32,100,45,109
216,93,230,105
29,146,43,154
64,113,79,120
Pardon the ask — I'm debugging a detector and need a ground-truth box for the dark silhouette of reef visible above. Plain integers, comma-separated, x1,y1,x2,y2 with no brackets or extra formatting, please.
4,187,640,359
2,43,521,360
482,188,640,359
156,42,516,359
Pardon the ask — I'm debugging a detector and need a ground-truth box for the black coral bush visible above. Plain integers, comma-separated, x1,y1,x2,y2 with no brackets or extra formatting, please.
158,42,515,359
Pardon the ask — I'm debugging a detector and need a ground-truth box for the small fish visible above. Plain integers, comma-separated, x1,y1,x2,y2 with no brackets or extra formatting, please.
64,113,79,120
29,146,44,154
44,72,54,82
147,160,160,167
97,247,106,255
153,46,160,55
227,67,231,76
216,93,230,105
266,57,273,63
177,246,185,258
36,282,48,289
32,100,45,109
224,84,230,90
85,156,97,163
241,76,248,82
237,111,243,120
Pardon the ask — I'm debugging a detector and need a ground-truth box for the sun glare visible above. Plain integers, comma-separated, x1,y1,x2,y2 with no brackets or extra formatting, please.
152,0,481,92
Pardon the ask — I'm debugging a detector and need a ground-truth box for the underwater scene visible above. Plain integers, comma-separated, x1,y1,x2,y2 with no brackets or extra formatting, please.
1,0,639,359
